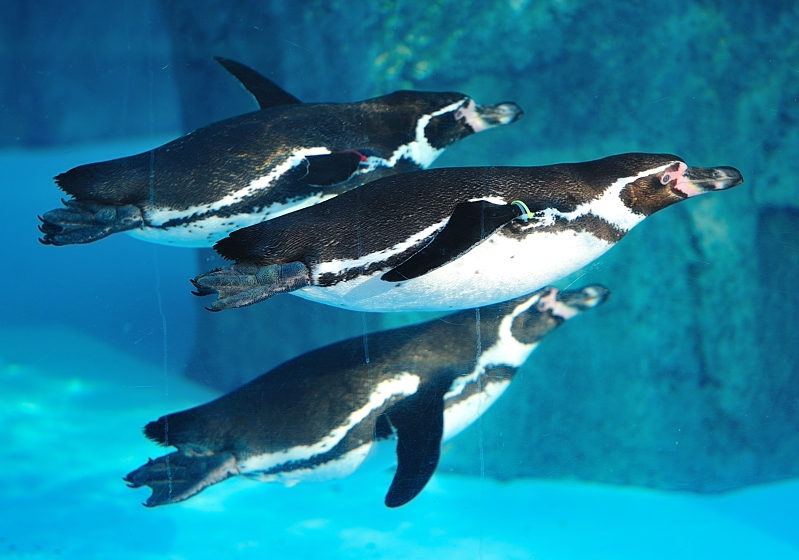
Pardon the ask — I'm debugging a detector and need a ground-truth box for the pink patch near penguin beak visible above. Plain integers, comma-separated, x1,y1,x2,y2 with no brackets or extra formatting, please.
669,162,706,198
536,288,580,320
454,99,489,133
454,99,523,133
671,162,744,197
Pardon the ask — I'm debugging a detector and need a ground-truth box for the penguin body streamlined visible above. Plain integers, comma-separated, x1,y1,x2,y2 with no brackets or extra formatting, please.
193,153,742,312
125,284,608,508
39,57,522,247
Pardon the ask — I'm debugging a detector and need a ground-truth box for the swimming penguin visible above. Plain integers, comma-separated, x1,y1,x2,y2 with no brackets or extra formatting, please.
192,153,742,312
38,56,522,247
125,284,608,508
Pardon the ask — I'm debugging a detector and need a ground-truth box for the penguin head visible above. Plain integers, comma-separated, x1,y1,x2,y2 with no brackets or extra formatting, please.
425,97,523,149
614,153,744,216
510,285,610,344
363,91,523,152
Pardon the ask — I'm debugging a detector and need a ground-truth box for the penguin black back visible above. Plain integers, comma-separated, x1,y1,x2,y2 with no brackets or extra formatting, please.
40,57,523,247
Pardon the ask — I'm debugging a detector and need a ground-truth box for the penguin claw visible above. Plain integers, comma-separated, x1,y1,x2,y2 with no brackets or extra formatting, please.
190,278,222,299
124,451,238,507
38,201,145,245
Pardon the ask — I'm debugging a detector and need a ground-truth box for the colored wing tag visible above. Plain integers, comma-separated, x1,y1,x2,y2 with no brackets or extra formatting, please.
381,200,526,283
384,384,446,508
214,56,302,109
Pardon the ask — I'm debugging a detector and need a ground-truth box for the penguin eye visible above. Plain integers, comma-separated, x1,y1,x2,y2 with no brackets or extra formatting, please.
660,174,671,185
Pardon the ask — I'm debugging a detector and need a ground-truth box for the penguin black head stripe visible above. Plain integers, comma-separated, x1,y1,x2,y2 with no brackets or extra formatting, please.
191,153,742,312
38,57,522,247
125,284,609,508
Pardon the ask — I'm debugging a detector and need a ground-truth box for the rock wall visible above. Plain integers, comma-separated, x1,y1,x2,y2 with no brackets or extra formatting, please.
159,0,799,491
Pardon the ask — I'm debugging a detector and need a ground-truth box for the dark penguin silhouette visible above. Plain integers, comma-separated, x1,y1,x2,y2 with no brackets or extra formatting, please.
39,56,522,247
192,153,742,312
125,284,608,508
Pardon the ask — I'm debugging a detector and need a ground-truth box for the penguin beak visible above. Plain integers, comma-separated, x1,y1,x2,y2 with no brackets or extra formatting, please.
557,284,610,312
455,100,523,132
679,165,744,196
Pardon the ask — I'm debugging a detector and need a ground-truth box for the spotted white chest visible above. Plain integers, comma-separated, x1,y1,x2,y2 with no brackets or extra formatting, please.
295,228,610,311
127,191,337,247
442,293,542,439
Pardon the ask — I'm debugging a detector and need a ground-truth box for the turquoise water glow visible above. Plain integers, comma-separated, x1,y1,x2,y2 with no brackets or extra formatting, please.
3,2,799,558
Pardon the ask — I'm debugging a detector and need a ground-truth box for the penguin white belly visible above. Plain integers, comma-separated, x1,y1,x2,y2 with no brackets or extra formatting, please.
297,230,612,311
251,442,375,486
127,192,337,247
442,379,511,442
248,378,515,489
126,214,251,247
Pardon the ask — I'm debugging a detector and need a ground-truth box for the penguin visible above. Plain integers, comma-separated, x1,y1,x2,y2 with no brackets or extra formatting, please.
38,56,522,247
191,153,742,312
124,284,608,508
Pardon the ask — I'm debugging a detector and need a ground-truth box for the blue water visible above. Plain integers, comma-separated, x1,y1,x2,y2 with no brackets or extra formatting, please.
2,303,798,558
2,121,797,560
3,2,799,558
1,140,195,371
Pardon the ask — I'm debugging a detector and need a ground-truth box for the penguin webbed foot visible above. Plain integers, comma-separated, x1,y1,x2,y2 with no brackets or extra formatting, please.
191,261,310,311
124,451,238,507
38,199,143,245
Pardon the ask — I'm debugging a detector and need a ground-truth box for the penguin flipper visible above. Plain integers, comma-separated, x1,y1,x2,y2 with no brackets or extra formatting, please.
191,261,310,311
303,151,366,187
381,200,523,282
124,451,238,507
383,384,446,508
38,199,144,245
214,56,301,109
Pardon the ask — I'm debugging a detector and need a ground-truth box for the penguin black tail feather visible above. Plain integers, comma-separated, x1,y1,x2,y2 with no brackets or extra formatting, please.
144,417,171,445
143,413,208,452
131,416,239,507
54,152,151,205
213,226,268,262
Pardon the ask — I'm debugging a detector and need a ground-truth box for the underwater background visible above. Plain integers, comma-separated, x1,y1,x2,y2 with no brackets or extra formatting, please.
2,0,799,558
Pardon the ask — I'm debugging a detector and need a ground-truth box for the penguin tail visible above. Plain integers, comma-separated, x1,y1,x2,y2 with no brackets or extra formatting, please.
53,151,151,205
143,412,211,451
213,230,261,262
144,417,170,445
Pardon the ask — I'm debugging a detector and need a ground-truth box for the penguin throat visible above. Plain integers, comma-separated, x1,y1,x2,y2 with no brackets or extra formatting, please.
359,99,467,174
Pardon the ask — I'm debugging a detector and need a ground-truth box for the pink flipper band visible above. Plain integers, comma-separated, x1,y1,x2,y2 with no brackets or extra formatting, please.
341,149,368,162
